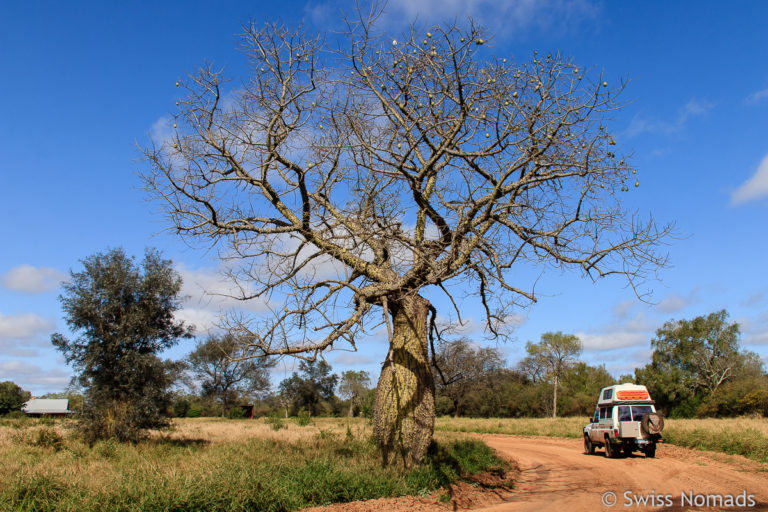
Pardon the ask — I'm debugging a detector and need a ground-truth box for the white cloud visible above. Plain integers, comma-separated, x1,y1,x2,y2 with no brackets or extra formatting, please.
1,265,67,293
0,313,55,340
578,330,647,350
174,308,221,336
746,88,768,105
731,153,768,205
626,98,714,137
331,352,375,366
382,0,600,36
738,312,768,345
612,300,635,319
655,289,698,314
0,360,71,392
174,263,272,335
742,292,764,307
150,116,174,146
577,311,654,351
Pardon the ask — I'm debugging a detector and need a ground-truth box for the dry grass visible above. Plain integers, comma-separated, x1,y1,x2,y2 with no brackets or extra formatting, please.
161,416,371,444
0,417,505,512
664,417,768,436
435,416,587,438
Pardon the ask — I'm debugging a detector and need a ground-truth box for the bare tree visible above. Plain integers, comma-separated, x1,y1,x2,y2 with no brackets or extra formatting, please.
433,338,503,417
142,7,670,466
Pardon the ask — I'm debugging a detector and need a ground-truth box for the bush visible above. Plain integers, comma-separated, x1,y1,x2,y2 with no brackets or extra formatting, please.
738,390,768,416
186,406,202,418
295,408,312,426
172,398,190,418
94,438,120,458
265,413,285,431
27,427,64,451
227,407,246,420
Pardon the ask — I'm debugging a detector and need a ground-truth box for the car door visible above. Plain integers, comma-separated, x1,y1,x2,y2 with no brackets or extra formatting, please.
588,408,600,442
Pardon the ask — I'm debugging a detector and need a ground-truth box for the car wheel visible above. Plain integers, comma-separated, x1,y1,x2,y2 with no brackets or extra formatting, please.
604,438,617,458
584,435,595,455
641,414,665,436
645,443,656,458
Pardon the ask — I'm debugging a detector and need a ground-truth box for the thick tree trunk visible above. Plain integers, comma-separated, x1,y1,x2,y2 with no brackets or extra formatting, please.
374,294,435,467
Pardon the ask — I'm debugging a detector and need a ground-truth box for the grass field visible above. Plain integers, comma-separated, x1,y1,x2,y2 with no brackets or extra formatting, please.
0,417,507,512
436,416,768,462
2,415,766,511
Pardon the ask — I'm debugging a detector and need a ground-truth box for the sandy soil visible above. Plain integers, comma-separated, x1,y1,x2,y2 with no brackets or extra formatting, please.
304,434,768,512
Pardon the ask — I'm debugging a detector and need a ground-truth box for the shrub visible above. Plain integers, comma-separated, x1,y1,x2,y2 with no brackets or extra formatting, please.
94,438,120,458
28,427,64,451
266,413,285,431
172,398,190,418
227,407,246,420
738,390,768,416
296,408,312,426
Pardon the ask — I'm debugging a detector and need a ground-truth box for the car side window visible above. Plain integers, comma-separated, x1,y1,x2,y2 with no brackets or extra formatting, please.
618,406,631,422
599,407,607,420
593,408,599,423
602,389,613,401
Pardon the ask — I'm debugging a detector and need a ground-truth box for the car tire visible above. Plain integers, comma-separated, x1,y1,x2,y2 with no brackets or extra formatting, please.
641,414,664,435
604,437,617,458
584,435,595,455
645,443,656,458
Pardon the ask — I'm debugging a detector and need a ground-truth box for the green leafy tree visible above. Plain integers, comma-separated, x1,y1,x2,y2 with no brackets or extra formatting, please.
637,310,764,417
186,334,273,416
51,248,193,442
522,332,582,418
338,370,371,417
560,362,615,416
278,360,338,416
143,10,671,465
0,381,31,415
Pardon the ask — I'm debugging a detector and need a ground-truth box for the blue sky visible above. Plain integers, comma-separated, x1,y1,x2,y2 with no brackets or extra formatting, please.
1,1,767,395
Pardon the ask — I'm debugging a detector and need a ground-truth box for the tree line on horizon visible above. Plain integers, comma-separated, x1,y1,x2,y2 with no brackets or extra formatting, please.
3,246,765,445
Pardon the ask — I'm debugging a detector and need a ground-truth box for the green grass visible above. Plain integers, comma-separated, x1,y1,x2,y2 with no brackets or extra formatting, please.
0,418,508,512
436,416,768,463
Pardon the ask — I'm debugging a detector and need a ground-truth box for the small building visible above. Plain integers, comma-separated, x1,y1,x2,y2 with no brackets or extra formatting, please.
22,399,74,417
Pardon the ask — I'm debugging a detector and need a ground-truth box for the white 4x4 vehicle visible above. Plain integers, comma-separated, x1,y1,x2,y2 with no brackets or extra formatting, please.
583,383,664,458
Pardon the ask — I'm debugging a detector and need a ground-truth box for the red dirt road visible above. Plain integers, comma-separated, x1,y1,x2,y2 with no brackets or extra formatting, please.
476,434,768,511
306,435,768,512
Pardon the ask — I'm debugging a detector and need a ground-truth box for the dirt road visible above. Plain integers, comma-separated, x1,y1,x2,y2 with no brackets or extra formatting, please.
476,434,768,511
307,435,768,512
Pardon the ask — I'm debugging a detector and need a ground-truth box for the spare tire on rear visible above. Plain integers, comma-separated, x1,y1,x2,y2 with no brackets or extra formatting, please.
641,413,664,435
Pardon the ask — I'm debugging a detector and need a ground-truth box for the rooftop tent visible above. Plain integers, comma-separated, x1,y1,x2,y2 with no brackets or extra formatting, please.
22,399,73,416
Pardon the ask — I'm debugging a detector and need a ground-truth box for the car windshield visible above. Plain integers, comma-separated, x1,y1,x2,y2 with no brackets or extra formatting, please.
631,405,653,421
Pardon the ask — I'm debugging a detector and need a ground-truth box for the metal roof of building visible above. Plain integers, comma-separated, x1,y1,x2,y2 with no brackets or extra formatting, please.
22,399,73,414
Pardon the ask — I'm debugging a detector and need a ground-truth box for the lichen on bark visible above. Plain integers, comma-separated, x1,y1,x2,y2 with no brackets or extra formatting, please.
373,294,435,467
